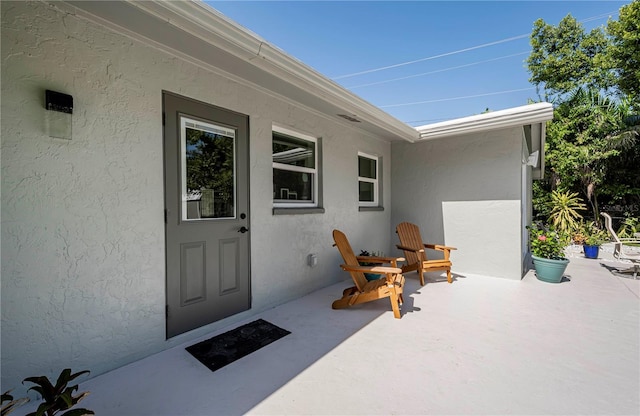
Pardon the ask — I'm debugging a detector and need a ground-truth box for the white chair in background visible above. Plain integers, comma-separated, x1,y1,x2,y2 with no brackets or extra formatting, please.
601,212,640,279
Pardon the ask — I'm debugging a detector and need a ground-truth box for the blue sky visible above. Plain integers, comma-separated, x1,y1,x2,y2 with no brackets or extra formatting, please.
207,1,627,126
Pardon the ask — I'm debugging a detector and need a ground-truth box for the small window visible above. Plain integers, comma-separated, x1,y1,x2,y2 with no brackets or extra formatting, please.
273,126,319,208
358,152,379,207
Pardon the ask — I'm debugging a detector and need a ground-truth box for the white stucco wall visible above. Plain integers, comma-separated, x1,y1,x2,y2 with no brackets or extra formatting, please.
1,1,393,391
391,128,525,280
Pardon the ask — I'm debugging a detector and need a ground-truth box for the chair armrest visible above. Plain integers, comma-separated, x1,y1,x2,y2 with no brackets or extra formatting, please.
356,256,405,268
396,244,424,253
356,256,405,264
424,243,457,251
619,238,640,244
340,264,402,275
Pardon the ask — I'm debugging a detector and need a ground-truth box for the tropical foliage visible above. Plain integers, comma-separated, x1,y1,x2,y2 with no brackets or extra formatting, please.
527,1,640,224
573,221,610,246
22,369,93,416
547,190,586,234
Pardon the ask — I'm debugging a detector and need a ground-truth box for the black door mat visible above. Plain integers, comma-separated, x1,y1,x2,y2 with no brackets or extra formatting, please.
186,319,291,372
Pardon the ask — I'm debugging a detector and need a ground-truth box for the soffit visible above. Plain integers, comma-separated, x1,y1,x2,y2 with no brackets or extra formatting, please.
61,0,420,143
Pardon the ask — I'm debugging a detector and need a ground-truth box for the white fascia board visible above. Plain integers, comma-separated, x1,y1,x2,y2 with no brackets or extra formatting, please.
416,102,554,141
133,1,266,60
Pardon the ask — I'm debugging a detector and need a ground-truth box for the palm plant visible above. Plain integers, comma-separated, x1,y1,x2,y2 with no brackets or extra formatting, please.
548,190,586,236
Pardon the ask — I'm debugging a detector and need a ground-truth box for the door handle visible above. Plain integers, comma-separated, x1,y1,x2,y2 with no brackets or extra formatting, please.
238,226,249,233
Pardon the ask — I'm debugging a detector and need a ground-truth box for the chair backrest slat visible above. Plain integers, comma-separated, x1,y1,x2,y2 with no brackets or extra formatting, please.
396,222,428,262
333,230,367,291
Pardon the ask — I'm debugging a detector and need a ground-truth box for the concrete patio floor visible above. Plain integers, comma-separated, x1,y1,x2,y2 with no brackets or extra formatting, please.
72,256,639,415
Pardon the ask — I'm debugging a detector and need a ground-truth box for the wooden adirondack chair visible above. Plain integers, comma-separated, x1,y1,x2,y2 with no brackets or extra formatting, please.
332,229,405,319
396,222,456,285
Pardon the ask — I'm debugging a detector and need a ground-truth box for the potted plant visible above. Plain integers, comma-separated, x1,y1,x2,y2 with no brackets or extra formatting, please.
358,250,384,281
528,222,570,283
577,222,609,259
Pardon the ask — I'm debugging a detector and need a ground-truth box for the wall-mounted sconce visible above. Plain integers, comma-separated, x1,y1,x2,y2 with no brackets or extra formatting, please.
526,150,539,167
45,89,73,140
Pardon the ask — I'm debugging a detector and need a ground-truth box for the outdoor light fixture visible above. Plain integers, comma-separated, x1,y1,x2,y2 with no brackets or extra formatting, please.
45,89,73,140
526,150,539,167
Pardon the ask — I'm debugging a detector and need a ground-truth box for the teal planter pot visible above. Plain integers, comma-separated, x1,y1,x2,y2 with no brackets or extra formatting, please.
583,245,599,259
531,255,570,283
364,273,382,281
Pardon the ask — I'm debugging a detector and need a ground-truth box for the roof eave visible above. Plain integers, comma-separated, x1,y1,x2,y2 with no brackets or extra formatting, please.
62,0,420,142
416,102,554,141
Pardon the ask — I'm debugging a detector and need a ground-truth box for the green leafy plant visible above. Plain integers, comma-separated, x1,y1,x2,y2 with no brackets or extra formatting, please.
528,222,566,259
22,369,94,416
358,250,386,281
581,222,609,246
548,190,586,234
617,216,640,239
1,390,29,416
358,250,384,265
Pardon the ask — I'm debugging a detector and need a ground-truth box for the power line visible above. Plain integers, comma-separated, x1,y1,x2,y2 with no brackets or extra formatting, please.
346,51,530,89
333,34,530,80
333,11,617,81
379,87,536,109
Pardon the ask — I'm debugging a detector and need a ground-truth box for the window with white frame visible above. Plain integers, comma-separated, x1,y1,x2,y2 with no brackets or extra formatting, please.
358,152,379,207
273,126,318,207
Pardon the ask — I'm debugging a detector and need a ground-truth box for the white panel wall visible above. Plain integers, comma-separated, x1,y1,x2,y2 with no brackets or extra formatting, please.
391,128,524,280
1,2,392,391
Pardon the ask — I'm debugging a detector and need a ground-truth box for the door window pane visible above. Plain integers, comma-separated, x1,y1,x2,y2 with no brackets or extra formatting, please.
181,117,236,220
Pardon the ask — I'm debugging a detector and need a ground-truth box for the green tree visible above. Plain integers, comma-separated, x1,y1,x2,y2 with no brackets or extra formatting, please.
544,88,622,221
527,15,612,98
607,0,640,103
527,3,640,222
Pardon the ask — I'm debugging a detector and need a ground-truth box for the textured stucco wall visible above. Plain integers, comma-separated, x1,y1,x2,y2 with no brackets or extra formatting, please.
1,1,392,391
391,128,524,280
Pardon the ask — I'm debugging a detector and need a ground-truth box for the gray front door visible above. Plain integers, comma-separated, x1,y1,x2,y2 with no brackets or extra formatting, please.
163,92,250,338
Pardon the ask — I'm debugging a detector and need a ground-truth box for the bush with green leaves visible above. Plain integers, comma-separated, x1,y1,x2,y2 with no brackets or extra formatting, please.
528,222,566,259
618,216,640,239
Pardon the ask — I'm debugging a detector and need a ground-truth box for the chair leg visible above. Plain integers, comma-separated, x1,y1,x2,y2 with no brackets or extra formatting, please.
418,268,425,286
389,292,401,319
332,291,359,309
446,269,452,284
612,264,640,279
342,286,358,296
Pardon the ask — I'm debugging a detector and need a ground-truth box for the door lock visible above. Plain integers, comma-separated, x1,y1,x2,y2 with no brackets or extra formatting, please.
238,226,249,233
